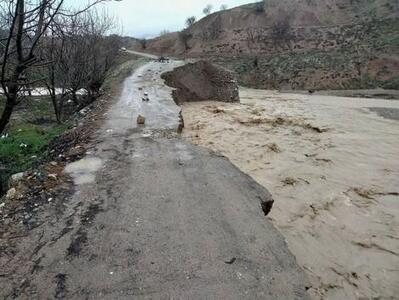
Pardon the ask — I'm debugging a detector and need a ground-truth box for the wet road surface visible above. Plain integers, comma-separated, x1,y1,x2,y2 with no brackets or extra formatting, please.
1,58,310,299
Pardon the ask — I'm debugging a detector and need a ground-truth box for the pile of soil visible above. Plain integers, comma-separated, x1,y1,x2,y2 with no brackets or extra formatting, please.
161,60,240,104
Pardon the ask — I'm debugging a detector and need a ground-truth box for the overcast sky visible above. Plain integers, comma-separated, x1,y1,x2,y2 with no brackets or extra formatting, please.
101,0,257,38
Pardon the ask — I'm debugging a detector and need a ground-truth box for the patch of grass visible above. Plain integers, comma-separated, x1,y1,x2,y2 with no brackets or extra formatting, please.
0,96,70,192
0,123,68,182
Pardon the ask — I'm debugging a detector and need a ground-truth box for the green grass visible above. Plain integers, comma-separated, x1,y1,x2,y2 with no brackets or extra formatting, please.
0,123,68,183
0,96,68,192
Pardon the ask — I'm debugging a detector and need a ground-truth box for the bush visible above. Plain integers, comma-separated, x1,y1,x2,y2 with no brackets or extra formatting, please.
254,1,265,13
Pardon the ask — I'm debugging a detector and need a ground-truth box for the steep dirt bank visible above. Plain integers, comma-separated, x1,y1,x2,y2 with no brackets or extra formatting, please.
181,90,399,299
161,60,240,104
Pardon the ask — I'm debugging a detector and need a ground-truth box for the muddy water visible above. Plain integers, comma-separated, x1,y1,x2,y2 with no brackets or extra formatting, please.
105,61,184,135
182,90,399,300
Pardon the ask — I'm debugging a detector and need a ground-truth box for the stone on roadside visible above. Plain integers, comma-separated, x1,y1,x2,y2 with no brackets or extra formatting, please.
137,115,146,125
6,188,17,200
9,172,24,186
67,146,86,159
48,174,58,181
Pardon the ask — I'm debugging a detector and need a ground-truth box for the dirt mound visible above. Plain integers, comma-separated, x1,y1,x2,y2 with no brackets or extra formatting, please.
161,61,240,104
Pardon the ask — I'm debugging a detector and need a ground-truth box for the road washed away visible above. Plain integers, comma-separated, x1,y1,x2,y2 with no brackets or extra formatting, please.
181,89,399,300
1,60,310,299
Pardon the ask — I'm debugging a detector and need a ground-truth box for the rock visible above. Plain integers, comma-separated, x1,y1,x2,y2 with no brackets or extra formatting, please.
137,115,146,125
48,174,58,180
35,172,46,182
67,146,86,159
261,198,274,216
161,60,240,104
9,172,24,186
79,108,88,116
6,188,17,200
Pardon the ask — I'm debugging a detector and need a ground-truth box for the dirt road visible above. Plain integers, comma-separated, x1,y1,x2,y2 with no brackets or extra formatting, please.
0,60,310,298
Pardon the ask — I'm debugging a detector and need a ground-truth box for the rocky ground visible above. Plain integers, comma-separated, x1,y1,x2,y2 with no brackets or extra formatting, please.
181,90,399,299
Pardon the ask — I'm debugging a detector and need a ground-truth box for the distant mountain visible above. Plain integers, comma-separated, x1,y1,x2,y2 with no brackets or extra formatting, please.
137,0,399,90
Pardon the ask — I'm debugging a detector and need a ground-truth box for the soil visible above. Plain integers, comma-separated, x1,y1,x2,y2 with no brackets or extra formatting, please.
161,60,240,104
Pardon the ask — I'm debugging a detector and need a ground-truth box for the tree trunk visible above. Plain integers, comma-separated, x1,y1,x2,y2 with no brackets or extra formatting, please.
71,90,79,106
0,95,16,134
50,92,61,124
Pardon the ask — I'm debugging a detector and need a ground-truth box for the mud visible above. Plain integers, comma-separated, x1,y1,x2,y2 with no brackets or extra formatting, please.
161,60,240,104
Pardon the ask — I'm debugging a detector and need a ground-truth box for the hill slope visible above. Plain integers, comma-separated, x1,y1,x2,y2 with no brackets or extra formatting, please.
140,0,399,90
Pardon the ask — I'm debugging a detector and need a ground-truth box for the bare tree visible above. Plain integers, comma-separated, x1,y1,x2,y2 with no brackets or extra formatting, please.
271,19,293,50
178,31,192,51
201,16,222,41
185,16,196,28
0,0,113,134
254,1,265,13
81,10,122,101
245,28,261,48
139,38,147,49
159,29,170,36
203,4,213,15
220,4,228,11
245,28,263,68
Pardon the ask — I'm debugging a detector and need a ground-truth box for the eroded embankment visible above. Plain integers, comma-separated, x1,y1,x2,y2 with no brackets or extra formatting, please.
161,60,240,105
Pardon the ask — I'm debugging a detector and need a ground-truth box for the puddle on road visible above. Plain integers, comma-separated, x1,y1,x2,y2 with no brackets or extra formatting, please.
65,157,103,185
